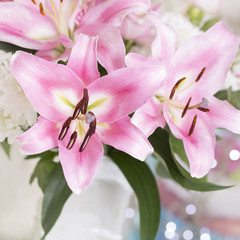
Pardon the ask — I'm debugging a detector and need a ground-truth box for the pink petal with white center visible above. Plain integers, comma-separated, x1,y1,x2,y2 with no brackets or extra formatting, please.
67,34,99,86
208,97,240,134
18,116,59,155
87,65,166,123
163,102,216,178
77,23,125,72
11,51,84,123
97,116,153,160
0,2,58,50
58,133,103,194
168,22,240,105
125,52,161,67
81,0,150,27
146,13,177,61
131,97,165,137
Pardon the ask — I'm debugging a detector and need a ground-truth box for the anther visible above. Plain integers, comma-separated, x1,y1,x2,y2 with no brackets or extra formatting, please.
32,0,36,4
60,0,63,3
188,115,197,136
82,88,89,114
169,77,186,100
197,107,210,112
58,117,72,140
79,112,96,152
181,97,192,118
195,67,206,82
39,3,45,15
67,131,77,150
72,88,89,119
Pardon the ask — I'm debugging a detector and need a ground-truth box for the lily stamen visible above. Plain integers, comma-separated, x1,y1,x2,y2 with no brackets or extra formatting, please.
32,0,36,4
181,97,192,118
188,115,197,136
67,131,77,149
169,77,186,100
58,117,72,140
197,107,210,112
72,88,89,119
39,3,45,15
195,67,206,82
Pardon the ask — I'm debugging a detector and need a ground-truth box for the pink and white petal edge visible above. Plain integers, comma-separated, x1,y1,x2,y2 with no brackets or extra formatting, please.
97,117,153,160
11,51,84,123
208,97,240,134
88,65,166,123
67,33,100,86
0,2,58,50
18,116,59,155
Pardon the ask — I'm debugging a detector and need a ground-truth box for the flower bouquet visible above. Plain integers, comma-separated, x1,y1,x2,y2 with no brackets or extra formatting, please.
1,0,240,239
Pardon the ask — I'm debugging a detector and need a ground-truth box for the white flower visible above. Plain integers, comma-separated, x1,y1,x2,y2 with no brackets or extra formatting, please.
161,12,201,47
0,50,37,143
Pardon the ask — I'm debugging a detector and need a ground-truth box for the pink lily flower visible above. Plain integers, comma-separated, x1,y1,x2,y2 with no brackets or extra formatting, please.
11,34,166,193
120,5,177,61
0,0,150,71
127,22,240,178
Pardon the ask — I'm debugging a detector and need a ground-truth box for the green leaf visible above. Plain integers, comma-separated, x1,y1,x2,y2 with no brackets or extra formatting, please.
215,88,240,110
1,140,11,157
25,149,58,160
110,150,160,240
169,133,189,166
41,163,72,239
30,158,57,192
155,156,171,179
201,17,221,31
149,128,232,191
98,62,107,77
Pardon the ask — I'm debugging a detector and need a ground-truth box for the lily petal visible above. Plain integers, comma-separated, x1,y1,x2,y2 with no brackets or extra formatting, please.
208,97,240,134
131,97,165,137
168,22,240,104
81,0,150,27
67,33,100,86
11,51,84,122
146,13,177,61
58,133,103,194
77,23,125,72
97,117,153,160
18,116,59,155
87,65,166,123
0,2,59,50
125,52,161,67
163,102,215,178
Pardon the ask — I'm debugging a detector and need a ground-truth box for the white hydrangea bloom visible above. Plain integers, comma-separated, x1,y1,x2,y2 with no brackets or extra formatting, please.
161,12,201,47
0,50,37,144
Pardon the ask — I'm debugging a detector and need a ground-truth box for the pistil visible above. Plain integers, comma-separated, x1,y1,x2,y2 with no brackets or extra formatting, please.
79,112,96,152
